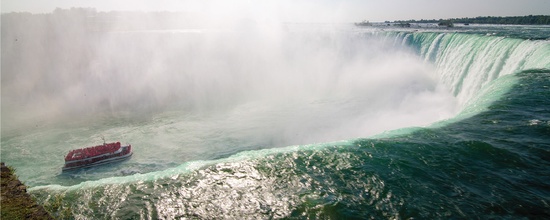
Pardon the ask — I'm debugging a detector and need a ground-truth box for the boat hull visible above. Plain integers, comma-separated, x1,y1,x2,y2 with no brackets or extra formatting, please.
62,152,133,172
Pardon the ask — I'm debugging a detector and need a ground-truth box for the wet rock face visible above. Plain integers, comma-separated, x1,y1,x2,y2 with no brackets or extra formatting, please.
1,163,10,173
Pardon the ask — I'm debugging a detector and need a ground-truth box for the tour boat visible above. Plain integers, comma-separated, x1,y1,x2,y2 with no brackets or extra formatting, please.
62,142,132,172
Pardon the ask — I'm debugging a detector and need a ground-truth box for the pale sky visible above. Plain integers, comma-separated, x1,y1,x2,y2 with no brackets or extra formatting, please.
1,0,549,22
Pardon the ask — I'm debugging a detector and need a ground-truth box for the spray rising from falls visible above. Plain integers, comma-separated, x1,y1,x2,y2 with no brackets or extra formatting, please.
2,17,459,145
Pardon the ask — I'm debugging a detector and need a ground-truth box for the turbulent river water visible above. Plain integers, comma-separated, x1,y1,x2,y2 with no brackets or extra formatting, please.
2,20,549,218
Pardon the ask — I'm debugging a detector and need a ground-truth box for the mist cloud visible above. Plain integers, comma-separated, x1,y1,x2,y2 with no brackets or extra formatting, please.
1,8,457,143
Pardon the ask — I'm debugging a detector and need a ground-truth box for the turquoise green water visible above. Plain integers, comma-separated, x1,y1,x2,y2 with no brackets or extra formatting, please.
2,23,550,218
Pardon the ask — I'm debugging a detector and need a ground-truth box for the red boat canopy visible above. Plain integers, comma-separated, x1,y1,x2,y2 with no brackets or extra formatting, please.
65,142,122,161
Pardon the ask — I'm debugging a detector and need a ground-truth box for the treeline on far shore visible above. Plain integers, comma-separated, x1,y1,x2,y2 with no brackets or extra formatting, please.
395,15,550,25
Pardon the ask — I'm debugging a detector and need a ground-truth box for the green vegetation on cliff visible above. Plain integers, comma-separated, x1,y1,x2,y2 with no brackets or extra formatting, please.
1,162,53,220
